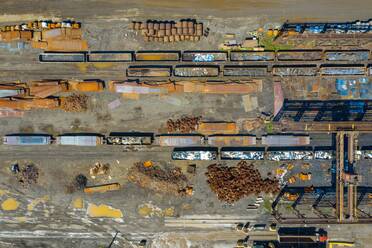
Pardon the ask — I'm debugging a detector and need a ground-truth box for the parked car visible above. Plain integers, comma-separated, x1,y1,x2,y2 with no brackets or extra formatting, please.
251,224,266,231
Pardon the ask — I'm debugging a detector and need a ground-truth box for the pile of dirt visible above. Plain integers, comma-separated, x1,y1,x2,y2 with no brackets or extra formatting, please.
206,161,279,203
128,162,189,196
65,174,88,194
74,174,88,190
167,116,201,133
17,164,39,187
61,94,88,112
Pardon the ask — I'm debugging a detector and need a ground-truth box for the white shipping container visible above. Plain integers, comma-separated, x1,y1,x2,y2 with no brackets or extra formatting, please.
158,135,204,146
262,135,310,146
57,135,101,146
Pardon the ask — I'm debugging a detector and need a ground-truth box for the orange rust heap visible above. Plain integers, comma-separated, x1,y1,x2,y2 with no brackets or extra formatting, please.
166,116,201,133
206,161,280,203
0,20,87,51
60,94,88,112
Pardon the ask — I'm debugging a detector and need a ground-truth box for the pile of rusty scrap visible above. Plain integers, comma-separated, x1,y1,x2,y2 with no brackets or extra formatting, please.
131,19,204,42
17,164,39,187
167,116,201,133
0,20,87,51
206,161,279,203
60,94,88,112
0,80,101,112
128,161,189,196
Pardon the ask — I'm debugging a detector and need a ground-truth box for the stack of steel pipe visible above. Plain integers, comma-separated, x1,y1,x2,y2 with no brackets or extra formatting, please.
131,20,203,42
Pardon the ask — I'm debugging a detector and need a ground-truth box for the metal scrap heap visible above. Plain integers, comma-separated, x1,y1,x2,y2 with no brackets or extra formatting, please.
60,94,88,112
131,19,204,42
17,164,39,187
206,161,279,203
167,116,201,133
128,162,190,196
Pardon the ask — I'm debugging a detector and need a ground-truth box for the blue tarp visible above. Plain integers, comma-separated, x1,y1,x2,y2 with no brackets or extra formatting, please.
335,77,371,98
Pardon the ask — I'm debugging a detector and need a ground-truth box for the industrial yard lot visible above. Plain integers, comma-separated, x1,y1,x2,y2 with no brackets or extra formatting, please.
0,1,371,248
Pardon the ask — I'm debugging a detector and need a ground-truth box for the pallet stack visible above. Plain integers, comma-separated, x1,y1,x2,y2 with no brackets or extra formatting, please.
131,19,203,42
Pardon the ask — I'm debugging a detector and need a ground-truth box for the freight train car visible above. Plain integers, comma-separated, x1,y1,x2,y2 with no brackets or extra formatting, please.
106,132,153,145
135,51,180,61
223,65,268,77
220,147,265,160
276,50,323,61
197,122,238,135
262,135,310,146
314,146,333,160
272,65,318,76
207,134,256,146
174,65,219,77
230,51,275,61
88,51,133,62
325,50,370,61
39,52,86,62
127,65,172,77
3,134,52,145
320,64,366,75
157,134,204,146
267,146,314,161
172,147,218,160
182,51,228,62
56,134,103,146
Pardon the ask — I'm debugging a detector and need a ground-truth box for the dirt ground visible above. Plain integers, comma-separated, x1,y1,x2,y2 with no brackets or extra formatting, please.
0,0,371,21
0,1,371,248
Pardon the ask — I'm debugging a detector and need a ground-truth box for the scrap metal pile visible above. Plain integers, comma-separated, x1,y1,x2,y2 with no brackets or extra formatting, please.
206,161,279,203
131,19,204,42
0,80,101,113
0,20,87,51
267,151,314,161
128,161,190,196
16,164,39,187
167,116,201,133
60,94,88,112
